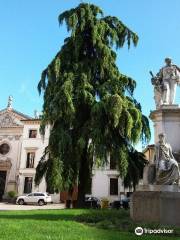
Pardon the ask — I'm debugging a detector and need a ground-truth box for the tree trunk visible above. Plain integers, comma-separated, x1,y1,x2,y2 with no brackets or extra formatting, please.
77,147,90,208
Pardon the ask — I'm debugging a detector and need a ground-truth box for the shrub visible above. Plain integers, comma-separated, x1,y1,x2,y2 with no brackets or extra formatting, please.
100,198,109,209
7,191,17,198
96,220,115,229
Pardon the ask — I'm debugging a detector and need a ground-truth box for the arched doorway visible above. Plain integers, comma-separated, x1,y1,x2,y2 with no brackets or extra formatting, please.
0,171,7,201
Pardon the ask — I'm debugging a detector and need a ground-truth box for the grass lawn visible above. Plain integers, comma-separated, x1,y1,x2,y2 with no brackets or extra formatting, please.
0,209,179,240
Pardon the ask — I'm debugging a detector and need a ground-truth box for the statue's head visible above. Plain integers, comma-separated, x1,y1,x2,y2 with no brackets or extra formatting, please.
158,133,166,143
165,57,172,66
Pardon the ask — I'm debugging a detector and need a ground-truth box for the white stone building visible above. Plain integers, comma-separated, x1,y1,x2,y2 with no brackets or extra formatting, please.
0,97,131,201
91,161,130,202
0,97,49,200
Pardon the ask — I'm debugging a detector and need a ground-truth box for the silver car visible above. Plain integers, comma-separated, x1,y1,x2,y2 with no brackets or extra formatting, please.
16,192,52,206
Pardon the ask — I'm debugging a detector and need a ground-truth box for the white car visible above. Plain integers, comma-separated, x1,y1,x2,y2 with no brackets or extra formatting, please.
16,192,52,206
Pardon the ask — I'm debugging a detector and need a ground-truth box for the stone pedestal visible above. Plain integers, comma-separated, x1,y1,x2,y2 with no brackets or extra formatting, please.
150,105,180,152
130,185,180,226
131,105,180,226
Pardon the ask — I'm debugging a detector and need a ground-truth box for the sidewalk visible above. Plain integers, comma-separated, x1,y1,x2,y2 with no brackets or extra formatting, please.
0,202,65,210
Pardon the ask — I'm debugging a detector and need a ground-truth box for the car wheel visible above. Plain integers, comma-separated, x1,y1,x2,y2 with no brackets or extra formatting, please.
18,199,24,205
38,200,45,206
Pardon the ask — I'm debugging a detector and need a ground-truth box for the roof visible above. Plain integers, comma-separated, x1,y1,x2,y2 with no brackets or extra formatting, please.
21,118,40,121
0,108,32,120
11,109,33,120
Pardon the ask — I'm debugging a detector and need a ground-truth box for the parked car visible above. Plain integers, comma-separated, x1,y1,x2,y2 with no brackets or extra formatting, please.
110,200,121,209
121,197,130,209
111,194,132,210
85,196,101,208
16,192,52,206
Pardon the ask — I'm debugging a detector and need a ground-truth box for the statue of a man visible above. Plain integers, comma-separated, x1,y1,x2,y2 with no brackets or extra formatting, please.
7,95,13,109
151,58,180,108
155,133,180,185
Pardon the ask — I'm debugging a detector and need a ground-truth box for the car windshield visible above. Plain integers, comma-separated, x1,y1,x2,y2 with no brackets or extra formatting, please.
27,193,33,197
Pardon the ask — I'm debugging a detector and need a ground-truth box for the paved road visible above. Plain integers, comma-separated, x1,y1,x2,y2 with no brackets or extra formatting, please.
0,202,65,210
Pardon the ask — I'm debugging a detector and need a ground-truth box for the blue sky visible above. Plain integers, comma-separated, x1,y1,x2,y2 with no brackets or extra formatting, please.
1,0,180,146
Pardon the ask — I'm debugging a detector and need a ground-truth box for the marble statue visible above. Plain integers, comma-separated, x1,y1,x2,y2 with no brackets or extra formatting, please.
155,133,180,185
7,95,13,109
150,58,180,108
34,110,39,119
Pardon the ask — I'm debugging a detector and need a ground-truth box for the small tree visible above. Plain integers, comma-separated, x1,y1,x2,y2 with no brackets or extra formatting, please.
123,148,147,191
35,3,150,207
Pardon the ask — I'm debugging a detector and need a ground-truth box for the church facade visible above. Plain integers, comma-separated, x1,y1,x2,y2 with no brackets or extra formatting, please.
0,97,131,201
0,99,49,200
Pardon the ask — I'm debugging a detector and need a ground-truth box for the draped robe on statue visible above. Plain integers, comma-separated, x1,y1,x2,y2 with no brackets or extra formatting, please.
155,142,180,185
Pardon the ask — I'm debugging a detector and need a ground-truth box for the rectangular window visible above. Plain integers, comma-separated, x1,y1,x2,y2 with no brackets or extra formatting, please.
26,152,35,168
24,177,33,193
0,171,7,200
110,178,118,195
29,130,37,138
34,193,45,197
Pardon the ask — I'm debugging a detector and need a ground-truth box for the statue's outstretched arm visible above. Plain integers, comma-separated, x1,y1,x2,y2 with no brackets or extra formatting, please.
174,65,180,84
174,64,180,73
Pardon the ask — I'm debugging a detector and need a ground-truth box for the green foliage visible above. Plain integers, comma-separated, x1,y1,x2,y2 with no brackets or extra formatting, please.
104,94,123,128
123,148,148,189
7,191,16,198
35,3,151,196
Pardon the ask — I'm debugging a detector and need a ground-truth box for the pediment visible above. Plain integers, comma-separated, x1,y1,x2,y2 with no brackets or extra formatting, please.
0,108,31,120
0,112,23,128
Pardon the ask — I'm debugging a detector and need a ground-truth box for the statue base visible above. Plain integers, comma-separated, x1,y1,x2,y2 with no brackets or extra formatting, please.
130,185,180,226
159,104,179,109
150,105,180,152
